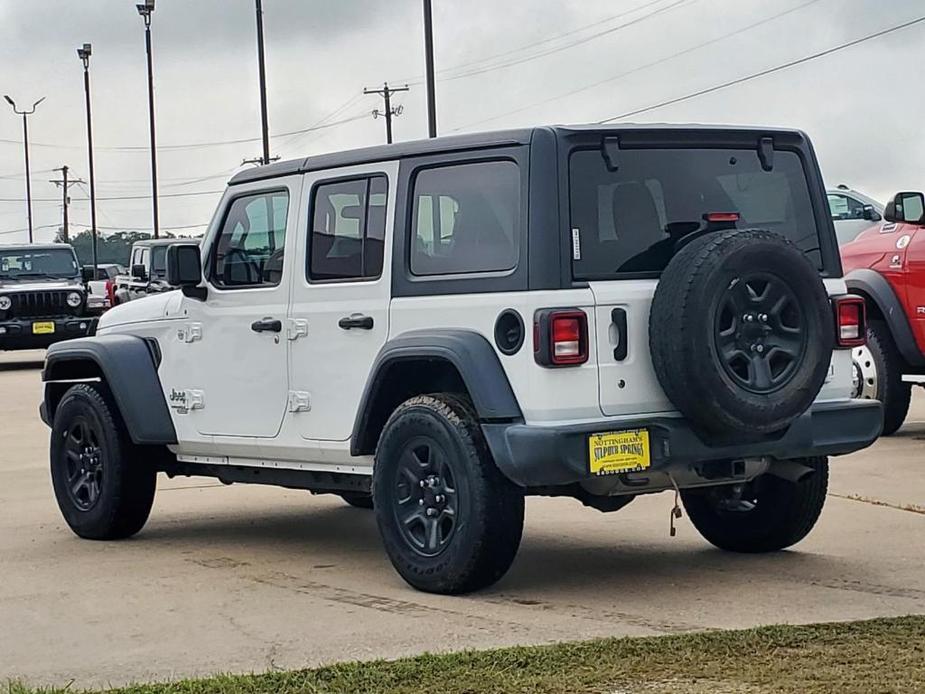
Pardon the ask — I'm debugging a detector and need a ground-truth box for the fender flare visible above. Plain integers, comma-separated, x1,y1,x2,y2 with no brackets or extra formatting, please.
846,268,925,367
42,334,178,445
350,329,523,456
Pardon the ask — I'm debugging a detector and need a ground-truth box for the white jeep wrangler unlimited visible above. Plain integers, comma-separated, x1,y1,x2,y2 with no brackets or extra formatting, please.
41,125,882,594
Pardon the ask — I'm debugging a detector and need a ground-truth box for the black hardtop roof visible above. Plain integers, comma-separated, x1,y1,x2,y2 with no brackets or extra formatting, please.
229,123,809,186
132,237,200,248
0,243,74,252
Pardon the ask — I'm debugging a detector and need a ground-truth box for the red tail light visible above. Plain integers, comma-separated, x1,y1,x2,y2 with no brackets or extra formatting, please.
105,279,116,307
534,309,589,366
705,212,740,223
834,296,866,348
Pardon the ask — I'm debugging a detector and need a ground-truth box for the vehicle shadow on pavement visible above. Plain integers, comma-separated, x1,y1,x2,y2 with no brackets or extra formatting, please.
0,359,44,372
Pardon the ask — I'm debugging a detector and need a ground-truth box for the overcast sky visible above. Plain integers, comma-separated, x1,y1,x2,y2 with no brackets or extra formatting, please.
1,0,922,243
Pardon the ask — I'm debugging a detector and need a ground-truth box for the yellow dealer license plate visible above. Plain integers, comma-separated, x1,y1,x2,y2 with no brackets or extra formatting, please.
32,321,55,335
589,429,651,476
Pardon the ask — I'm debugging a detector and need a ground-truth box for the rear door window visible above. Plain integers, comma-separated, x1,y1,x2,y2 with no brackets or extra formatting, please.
569,147,822,279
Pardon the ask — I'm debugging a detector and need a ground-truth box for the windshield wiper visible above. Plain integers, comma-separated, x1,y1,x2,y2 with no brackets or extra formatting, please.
13,272,69,279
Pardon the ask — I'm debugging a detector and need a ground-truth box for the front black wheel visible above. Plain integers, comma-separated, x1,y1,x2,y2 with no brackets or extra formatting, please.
373,394,524,594
681,457,828,553
852,320,910,435
50,383,157,540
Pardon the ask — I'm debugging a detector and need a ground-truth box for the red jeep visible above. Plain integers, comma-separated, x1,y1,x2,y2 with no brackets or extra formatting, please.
842,191,925,434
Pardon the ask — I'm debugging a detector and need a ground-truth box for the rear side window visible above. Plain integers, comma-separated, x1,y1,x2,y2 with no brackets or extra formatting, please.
410,160,519,276
211,190,289,288
569,148,822,279
308,175,388,281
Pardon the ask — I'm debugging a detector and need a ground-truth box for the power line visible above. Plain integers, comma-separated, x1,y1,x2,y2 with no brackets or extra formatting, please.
390,0,672,85
0,112,369,153
599,13,925,122
451,0,825,132
0,189,224,203
429,0,695,84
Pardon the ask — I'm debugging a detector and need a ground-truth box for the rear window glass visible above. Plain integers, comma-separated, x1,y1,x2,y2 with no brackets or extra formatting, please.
569,148,821,279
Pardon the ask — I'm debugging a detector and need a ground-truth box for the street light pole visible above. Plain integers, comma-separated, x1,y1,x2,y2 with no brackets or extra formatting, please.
422,0,437,138
137,0,160,239
3,95,45,243
77,44,99,275
254,0,271,164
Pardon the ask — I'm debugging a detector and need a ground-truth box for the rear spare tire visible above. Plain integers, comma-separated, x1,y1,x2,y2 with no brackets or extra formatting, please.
650,229,833,437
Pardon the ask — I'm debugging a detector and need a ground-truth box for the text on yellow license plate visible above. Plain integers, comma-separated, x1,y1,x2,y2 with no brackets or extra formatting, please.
32,322,55,335
589,429,650,475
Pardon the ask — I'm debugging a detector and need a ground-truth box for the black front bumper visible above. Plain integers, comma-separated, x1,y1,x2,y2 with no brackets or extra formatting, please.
482,399,883,487
0,317,97,351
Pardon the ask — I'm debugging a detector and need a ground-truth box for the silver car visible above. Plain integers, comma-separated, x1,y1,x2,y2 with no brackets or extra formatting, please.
827,185,883,246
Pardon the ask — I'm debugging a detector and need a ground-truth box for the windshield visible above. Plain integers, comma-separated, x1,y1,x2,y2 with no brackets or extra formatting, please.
0,248,80,280
569,147,822,279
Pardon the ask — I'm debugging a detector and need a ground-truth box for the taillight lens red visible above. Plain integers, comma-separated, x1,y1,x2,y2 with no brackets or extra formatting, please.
105,279,116,306
834,296,866,348
535,309,588,366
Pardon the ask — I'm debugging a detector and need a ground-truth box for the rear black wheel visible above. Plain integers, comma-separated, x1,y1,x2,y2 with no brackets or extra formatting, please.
681,457,828,553
50,383,156,540
373,394,524,594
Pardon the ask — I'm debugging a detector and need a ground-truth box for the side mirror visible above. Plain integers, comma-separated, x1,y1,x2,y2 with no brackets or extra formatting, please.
131,264,148,281
166,243,206,300
861,205,881,222
81,265,95,283
884,192,925,225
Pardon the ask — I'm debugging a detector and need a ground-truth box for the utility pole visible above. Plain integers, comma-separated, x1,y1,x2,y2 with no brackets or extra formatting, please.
49,166,85,244
3,95,45,243
242,155,279,167
77,43,99,274
137,0,160,238
364,83,409,144
254,0,272,164
422,0,437,138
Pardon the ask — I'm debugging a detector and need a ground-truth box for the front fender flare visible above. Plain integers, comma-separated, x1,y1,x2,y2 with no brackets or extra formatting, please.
846,268,925,367
43,334,178,445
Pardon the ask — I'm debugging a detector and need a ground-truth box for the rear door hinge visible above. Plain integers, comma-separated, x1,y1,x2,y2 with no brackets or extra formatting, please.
288,391,311,413
287,319,308,341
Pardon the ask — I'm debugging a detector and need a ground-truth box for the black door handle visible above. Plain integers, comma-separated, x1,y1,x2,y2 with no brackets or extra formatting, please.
338,314,374,330
251,318,282,333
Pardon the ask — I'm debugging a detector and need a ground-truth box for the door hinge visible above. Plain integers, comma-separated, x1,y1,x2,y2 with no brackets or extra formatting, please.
176,322,202,343
287,319,308,341
288,391,311,413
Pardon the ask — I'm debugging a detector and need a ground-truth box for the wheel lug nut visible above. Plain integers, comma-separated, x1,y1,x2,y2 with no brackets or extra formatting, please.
418,499,425,506
419,480,426,488
759,313,768,322
756,344,765,353
425,508,437,517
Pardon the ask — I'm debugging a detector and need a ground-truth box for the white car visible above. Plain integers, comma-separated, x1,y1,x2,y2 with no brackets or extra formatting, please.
39,125,882,594
827,185,883,246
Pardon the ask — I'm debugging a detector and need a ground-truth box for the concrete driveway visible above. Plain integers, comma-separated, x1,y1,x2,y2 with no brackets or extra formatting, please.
1,349,923,688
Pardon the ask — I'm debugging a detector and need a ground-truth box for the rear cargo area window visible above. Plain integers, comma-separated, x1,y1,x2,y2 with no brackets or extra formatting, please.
569,148,822,279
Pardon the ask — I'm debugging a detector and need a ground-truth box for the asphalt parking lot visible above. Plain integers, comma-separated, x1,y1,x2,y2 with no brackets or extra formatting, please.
1,349,923,689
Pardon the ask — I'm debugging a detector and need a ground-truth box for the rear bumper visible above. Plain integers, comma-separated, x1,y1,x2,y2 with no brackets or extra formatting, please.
482,399,883,487
0,317,97,351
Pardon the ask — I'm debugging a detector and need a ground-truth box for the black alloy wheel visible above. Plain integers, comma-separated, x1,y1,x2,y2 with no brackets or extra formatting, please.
63,417,105,511
714,273,807,394
392,437,458,557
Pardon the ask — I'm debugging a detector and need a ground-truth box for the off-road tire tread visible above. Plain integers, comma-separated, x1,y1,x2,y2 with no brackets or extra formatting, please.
650,229,833,436
51,383,156,540
866,320,911,435
373,393,524,594
682,456,829,553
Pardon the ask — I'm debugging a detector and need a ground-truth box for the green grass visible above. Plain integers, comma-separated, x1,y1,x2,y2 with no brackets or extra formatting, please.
9,616,925,694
